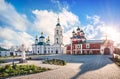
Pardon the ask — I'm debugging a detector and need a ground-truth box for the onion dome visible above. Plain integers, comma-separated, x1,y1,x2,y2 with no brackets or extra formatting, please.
56,17,61,26
39,32,45,38
72,30,75,33
39,35,45,38
56,23,61,26
80,30,83,32
77,27,80,31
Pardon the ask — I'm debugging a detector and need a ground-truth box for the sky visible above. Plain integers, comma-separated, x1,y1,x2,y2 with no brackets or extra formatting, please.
0,0,120,49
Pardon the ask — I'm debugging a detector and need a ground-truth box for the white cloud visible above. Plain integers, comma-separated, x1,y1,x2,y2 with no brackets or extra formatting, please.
0,0,80,48
0,0,120,49
0,0,34,49
86,15,101,25
32,9,80,44
100,25,120,46
84,24,98,39
0,0,30,31
0,27,34,49
51,0,69,11
85,15,120,47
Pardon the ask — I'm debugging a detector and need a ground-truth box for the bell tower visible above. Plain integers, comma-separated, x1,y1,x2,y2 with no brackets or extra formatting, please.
54,17,63,45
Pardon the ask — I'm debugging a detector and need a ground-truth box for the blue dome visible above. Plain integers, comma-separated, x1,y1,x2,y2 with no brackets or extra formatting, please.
39,36,45,38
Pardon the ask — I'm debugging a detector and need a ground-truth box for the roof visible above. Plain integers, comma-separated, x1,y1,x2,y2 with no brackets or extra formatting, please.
86,40,105,44
77,27,80,30
0,47,9,51
80,30,83,32
39,36,45,38
38,42,46,45
56,23,61,26
71,35,85,39
72,30,75,33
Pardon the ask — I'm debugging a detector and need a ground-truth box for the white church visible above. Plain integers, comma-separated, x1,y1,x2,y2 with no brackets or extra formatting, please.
32,17,64,54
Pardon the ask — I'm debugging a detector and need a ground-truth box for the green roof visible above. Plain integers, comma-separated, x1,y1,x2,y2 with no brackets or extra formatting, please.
38,42,46,45
0,47,9,51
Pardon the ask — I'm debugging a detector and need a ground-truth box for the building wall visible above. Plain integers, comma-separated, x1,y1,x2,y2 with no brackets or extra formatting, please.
0,51,10,57
66,42,109,55
32,44,64,55
66,41,114,55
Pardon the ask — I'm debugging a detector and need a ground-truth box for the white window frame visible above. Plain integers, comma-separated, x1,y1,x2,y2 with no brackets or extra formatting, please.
86,44,90,48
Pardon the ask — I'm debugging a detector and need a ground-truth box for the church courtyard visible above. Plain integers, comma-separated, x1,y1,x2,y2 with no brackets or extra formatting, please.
4,54,120,79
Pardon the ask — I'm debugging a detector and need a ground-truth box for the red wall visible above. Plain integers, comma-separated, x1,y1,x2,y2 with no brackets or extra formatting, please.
66,43,101,54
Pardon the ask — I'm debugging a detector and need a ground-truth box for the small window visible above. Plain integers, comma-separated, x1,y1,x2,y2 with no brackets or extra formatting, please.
86,44,90,48
60,31,62,34
56,38,58,44
57,30,59,34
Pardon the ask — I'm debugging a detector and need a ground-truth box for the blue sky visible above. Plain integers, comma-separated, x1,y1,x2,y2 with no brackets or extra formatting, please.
5,0,120,25
0,0,120,48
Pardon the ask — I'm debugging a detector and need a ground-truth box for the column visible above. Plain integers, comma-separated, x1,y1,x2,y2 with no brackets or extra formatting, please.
81,44,82,54
71,40,72,54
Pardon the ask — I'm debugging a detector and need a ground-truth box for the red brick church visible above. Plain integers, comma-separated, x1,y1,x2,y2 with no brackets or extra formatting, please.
65,27,114,55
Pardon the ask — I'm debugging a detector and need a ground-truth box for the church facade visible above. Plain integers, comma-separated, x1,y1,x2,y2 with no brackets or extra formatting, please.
65,27,114,55
32,18,64,54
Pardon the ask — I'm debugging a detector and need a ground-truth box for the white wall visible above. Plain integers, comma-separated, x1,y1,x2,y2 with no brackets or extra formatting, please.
0,51,10,57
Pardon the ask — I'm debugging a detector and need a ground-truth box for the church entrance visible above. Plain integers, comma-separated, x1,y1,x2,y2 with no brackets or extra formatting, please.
10,52,13,56
56,50,58,54
104,48,110,55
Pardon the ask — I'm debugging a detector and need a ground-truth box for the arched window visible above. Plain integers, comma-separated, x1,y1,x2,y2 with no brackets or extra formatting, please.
86,44,90,48
56,38,58,44
56,30,59,34
60,31,62,34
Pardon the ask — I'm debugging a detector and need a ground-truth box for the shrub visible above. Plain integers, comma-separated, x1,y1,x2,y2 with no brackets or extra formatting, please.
3,73,8,77
5,64,11,69
0,64,51,78
43,59,66,66
12,64,18,69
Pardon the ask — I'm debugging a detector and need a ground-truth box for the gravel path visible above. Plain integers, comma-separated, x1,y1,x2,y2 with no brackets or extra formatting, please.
5,55,120,79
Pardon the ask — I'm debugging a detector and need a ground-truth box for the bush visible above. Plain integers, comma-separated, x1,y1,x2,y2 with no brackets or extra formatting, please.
112,54,120,67
3,73,8,77
12,64,18,69
5,64,11,69
43,59,66,66
0,64,51,78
